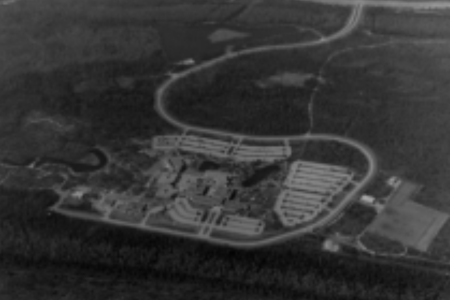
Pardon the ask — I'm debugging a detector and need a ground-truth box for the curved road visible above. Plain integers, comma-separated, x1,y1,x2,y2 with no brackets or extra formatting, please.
151,2,379,248
154,3,364,137
210,134,378,249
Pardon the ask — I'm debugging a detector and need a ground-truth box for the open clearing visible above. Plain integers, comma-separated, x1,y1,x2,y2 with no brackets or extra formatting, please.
368,181,448,252
208,29,250,43
256,72,321,88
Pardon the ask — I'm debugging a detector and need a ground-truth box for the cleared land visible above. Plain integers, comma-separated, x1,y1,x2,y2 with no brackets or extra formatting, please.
367,181,448,252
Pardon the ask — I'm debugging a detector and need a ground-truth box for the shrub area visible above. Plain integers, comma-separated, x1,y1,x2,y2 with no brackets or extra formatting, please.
322,203,377,237
360,232,406,255
165,49,321,135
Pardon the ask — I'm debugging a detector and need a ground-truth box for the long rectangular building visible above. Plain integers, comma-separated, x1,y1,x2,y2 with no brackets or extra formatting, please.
216,215,265,235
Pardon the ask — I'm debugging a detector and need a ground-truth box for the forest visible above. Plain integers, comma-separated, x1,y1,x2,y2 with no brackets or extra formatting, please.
0,52,174,153
0,187,448,300
165,49,322,136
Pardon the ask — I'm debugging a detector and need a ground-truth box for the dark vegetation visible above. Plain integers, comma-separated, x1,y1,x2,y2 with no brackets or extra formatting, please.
360,232,406,255
0,0,174,165
241,164,281,188
0,187,447,300
198,160,221,172
29,0,349,32
364,172,394,199
59,200,102,216
314,41,450,194
234,0,350,34
321,203,377,237
0,261,301,300
301,140,369,174
166,49,321,135
155,22,314,63
428,219,450,260
0,55,174,165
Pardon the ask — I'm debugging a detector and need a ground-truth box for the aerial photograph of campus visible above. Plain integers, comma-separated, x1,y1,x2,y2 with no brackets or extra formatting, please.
3,0,450,299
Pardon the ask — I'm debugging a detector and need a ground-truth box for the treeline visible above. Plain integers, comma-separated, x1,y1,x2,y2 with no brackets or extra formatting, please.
0,259,315,300
0,187,447,300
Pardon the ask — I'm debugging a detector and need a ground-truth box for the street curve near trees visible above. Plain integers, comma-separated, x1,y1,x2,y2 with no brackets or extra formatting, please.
153,2,379,247
154,3,364,136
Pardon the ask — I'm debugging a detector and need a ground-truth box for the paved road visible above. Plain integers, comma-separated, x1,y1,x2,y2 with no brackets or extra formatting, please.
150,2,380,248
154,3,364,135
212,134,378,248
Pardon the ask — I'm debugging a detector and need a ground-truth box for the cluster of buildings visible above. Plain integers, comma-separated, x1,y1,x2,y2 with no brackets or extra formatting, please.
148,135,286,236
275,160,354,227
153,135,291,163
56,134,361,240
152,154,266,236
167,197,265,237
150,155,240,209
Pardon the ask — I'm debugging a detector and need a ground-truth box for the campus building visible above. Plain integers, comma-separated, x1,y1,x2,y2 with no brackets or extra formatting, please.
153,135,292,162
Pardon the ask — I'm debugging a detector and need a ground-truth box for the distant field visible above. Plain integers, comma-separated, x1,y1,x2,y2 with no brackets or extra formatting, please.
234,0,350,34
368,200,448,252
364,7,450,37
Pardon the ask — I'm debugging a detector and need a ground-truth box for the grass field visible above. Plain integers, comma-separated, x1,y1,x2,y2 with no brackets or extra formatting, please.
367,181,448,252
368,201,448,252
